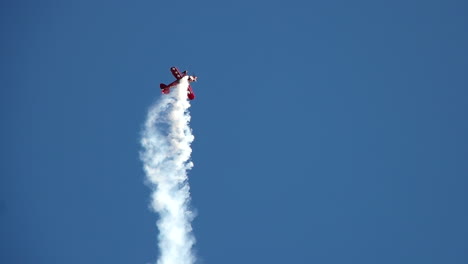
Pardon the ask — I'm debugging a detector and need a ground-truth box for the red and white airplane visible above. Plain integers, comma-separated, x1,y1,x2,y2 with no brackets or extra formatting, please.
160,66,197,100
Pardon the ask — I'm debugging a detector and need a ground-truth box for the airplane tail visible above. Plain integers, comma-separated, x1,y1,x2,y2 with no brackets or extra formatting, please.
160,83,170,94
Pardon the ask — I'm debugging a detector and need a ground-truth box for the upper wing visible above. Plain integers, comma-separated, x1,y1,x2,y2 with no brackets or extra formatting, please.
170,66,186,80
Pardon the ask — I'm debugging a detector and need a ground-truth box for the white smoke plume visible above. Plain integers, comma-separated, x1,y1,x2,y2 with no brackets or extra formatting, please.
140,76,196,264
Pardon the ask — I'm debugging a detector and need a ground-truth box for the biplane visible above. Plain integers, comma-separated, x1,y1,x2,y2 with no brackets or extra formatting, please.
159,67,197,100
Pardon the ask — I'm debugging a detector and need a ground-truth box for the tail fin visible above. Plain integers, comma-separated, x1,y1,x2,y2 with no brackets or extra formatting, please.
160,83,170,94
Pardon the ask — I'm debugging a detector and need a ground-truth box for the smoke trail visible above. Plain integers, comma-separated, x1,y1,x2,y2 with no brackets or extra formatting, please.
140,76,196,264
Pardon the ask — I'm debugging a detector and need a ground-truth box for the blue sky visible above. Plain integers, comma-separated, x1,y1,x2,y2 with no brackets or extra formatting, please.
1,0,467,263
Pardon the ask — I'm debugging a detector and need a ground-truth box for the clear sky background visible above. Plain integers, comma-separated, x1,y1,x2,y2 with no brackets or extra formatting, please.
1,0,467,263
